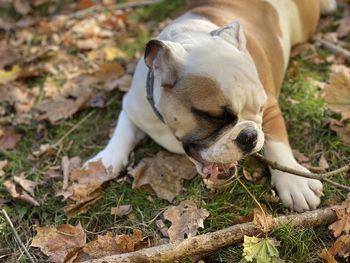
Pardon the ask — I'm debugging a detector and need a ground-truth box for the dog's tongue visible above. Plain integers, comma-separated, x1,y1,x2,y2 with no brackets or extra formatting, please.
202,162,237,181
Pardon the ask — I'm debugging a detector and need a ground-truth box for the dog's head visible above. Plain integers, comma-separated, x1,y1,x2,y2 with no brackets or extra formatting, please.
144,21,267,179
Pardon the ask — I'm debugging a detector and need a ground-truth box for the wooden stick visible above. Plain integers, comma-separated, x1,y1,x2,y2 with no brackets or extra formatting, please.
313,36,350,63
253,153,350,191
82,206,339,263
1,209,36,263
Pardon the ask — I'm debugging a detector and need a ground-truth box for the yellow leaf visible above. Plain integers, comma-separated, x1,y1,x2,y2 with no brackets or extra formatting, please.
0,65,21,84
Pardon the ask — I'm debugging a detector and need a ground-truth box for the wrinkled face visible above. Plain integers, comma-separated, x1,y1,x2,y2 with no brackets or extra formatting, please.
144,21,267,179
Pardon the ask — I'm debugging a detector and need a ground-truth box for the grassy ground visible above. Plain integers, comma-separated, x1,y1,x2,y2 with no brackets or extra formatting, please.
1,1,350,262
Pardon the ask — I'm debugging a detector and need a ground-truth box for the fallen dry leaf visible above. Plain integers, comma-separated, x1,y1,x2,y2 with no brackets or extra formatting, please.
77,229,145,261
61,156,81,191
329,119,350,145
31,223,86,263
0,160,8,177
318,154,330,171
242,156,267,184
164,200,209,242
319,248,339,263
3,180,39,206
253,206,274,233
13,173,37,197
329,200,350,238
130,151,197,202
329,234,350,259
35,96,88,124
291,42,315,58
110,204,132,217
292,149,310,163
105,74,132,92
324,198,350,260
324,65,350,121
62,160,113,218
13,0,32,15
337,6,350,39
0,126,22,150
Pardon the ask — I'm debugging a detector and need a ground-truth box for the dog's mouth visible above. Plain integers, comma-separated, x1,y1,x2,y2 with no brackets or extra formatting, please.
185,145,237,181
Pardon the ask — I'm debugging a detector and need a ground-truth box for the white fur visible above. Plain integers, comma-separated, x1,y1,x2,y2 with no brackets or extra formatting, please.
264,141,323,212
85,111,146,175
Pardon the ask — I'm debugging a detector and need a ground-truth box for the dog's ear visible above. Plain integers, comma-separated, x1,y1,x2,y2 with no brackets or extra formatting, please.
211,20,246,51
144,40,185,87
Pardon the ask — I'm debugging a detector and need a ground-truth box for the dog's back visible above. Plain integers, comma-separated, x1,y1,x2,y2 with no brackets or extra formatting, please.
187,0,330,95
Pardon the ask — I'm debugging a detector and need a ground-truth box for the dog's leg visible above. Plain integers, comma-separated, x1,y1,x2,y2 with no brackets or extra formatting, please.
85,110,145,175
262,97,323,212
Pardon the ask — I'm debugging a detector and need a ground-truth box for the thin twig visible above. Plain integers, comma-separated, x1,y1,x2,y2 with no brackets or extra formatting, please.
253,153,350,191
1,209,36,263
65,0,161,20
313,36,350,63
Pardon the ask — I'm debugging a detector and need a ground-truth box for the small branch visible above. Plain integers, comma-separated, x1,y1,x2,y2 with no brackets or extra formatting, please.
82,206,339,263
1,209,36,263
253,153,350,191
313,36,350,63
65,0,161,20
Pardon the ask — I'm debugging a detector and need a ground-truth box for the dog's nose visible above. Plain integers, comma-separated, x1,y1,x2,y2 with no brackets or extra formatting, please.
235,128,258,153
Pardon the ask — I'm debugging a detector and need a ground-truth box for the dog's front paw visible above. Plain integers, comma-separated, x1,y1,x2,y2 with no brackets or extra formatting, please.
271,165,323,212
84,150,127,176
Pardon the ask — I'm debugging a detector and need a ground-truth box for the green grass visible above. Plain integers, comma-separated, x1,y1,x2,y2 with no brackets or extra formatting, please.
1,1,350,262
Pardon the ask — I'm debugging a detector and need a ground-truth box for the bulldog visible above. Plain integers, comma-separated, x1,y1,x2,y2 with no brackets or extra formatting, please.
87,0,337,212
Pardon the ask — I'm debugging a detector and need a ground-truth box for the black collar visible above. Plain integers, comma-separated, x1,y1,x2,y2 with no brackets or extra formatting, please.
146,69,165,123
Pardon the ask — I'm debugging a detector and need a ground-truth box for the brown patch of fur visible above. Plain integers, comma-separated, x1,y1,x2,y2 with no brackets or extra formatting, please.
159,75,231,142
293,0,320,41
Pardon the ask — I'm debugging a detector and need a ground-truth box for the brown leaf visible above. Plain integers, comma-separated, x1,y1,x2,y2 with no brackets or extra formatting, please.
3,180,39,206
35,96,88,124
337,7,350,39
242,155,266,184
329,234,350,259
62,160,113,218
253,205,274,233
110,204,132,217
319,248,339,263
0,41,20,69
0,160,8,177
329,119,350,145
61,156,81,191
105,74,132,92
291,43,315,58
318,154,330,171
292,149,310,163
13,173,37,197
80,232,117,260
329,201,350,238
164,200,209,242
13,0,32,15
324,65,350,122
79,229,144,260
130,151,197,202
31,223,86,263
232,212,254,225
0,126,21,150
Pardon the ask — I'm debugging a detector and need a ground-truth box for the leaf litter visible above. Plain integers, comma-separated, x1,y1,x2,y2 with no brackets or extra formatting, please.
164,200,209,242
60,159,114,218
130,151,197,202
